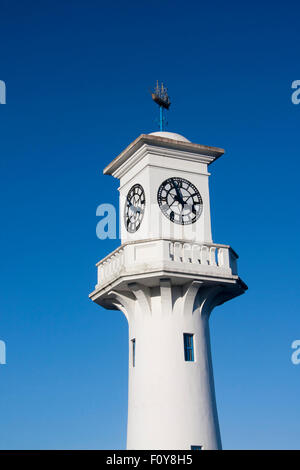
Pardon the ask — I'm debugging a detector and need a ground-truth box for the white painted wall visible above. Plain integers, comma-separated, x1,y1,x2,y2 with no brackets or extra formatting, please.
119,145,213,245
121,282,222,450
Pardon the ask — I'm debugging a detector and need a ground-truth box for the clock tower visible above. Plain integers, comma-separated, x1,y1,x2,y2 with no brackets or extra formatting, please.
89,131,247,450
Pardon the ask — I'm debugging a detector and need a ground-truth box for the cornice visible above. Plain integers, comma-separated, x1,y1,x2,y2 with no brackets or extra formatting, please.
104,134,225,178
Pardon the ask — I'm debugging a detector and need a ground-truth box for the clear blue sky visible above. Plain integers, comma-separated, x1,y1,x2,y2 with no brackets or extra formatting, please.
0,0,300,450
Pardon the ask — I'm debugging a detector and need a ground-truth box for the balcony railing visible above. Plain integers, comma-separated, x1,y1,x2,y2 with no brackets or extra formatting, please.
95,238,238,288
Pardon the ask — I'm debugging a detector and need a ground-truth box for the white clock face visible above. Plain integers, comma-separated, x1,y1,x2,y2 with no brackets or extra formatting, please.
157,177,203,225
124,184,145,233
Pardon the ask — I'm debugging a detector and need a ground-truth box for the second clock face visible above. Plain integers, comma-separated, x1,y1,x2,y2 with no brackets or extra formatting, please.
124,184,145,233
157,177,203,225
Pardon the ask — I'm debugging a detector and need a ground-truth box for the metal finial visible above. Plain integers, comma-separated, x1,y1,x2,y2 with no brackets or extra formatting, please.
151,81,171,131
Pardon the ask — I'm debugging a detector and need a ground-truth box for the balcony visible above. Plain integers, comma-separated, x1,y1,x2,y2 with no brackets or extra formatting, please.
91,238,239,293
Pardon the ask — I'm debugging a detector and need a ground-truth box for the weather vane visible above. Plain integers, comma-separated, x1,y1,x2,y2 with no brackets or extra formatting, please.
151,80,171,131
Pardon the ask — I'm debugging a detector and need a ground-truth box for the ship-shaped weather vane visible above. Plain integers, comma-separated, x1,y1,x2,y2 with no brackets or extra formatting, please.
151,81,171,131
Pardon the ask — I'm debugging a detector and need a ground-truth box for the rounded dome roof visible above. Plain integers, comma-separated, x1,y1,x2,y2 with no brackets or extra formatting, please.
149,131,191,143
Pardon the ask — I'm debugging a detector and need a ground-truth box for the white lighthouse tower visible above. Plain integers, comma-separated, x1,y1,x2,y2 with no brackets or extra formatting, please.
89,128,247,450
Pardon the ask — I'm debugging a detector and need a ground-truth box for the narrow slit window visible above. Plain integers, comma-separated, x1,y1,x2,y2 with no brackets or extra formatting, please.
131,339,136,367
191,446,202,450
183,333,194,362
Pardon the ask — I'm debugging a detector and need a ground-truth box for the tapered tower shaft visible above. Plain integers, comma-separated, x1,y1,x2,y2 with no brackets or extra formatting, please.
122,282,223,450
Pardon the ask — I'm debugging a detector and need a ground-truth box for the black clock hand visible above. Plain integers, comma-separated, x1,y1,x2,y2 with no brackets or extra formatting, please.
182,194,198,214
171,178,185,206
181,199,197,215
172,180,196,215
127,197,141,214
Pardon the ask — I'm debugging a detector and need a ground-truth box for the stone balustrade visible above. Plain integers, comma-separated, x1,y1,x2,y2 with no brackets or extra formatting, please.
95,239,238,288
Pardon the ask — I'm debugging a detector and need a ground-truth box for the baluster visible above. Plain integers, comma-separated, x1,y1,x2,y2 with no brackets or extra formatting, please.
107,258,113,278
98,265,104,283
201,245,209,265
114,254,119,273
102,261,107,280
174,242,182,262
119,249,124,271
111,255,116,274
183,243,192,263
192,244,201,264
209,246,217,266
169,241,175,261
218,248,230,268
